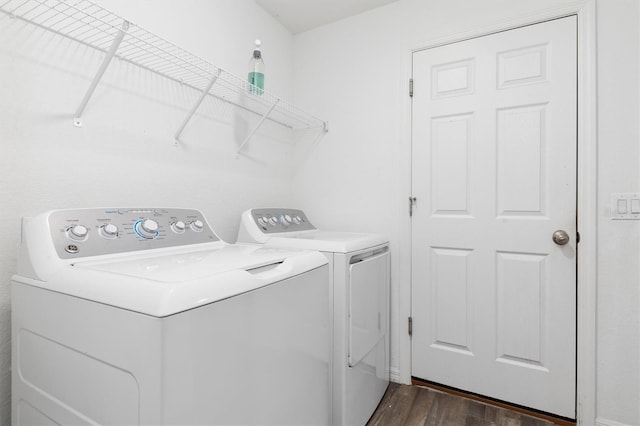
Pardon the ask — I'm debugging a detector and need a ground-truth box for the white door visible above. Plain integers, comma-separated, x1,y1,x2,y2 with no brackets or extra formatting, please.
410,16,577,418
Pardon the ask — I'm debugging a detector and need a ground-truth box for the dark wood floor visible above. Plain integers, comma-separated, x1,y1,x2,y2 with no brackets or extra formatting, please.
367,383,564,426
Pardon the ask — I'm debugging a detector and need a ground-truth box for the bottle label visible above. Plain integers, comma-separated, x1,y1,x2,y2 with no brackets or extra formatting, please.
248,72,264,95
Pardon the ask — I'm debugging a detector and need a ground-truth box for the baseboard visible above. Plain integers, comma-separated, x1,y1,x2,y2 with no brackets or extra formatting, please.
389,366,402,383
596,418,634,426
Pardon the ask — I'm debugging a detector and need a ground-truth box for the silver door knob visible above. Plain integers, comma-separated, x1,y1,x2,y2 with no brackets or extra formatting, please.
552,230,570,245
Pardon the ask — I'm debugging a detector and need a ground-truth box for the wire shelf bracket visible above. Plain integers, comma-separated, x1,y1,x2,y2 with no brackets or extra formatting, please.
73,20,129,127
174,68,222,145
237,99,279,155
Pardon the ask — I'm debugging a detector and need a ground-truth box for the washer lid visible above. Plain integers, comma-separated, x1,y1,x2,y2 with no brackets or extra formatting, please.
77,244,298,282
261,230,388,254
14,244,327,318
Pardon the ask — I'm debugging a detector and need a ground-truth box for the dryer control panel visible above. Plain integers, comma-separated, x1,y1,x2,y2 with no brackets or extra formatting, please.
47,208,219,259
250,208,316,234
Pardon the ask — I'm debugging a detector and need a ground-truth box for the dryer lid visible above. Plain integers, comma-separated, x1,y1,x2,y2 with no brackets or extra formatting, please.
264,230,388,254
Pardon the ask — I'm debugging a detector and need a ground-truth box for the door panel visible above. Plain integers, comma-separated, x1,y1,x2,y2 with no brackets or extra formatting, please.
348,252,389,367
430,247,473,354
411,16,577,418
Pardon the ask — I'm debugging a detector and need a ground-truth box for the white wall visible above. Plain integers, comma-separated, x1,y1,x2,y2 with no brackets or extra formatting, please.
2,0,639,425
596,1,640,424
291,0,640,425
0,1,298,423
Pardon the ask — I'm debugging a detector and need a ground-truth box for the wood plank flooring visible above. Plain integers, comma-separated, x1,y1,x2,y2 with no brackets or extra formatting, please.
367,383,566,426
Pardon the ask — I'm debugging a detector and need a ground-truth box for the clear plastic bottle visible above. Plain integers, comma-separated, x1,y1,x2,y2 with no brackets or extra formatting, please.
248,39,265,95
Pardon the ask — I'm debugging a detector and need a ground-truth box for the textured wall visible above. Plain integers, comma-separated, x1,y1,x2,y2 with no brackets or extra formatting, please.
292,0,639,424
0,1,300,423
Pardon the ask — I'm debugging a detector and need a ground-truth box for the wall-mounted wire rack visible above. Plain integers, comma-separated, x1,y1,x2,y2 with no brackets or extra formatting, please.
0,0,328,151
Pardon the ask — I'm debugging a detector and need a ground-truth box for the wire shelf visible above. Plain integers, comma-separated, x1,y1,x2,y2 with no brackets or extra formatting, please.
0,0,327,146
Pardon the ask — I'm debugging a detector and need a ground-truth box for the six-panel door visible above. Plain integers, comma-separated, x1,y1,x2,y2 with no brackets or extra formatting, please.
411,16,577,418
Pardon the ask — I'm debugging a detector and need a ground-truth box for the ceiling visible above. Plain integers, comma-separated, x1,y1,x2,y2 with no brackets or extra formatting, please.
255,0,401,34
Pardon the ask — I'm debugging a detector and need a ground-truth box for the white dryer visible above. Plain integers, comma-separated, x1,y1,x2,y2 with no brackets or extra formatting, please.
237,208,390,426
12,207,331,426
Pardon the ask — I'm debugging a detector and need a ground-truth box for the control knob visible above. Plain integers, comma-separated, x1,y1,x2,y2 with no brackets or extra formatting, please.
292,215,302,225
257,217,268,227
171,221,186,234
99,223,119,239
268,217,278,227
67,224,88,241
135,219,159,239
190,220,204,232
278,214,292,227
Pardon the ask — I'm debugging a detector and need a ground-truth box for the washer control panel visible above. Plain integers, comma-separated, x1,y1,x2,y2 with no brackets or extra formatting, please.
250,208,315,234
48,208,219,259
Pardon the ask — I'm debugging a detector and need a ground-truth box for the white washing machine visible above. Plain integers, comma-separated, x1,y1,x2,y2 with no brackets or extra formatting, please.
237,208,390,426
12,207,331,426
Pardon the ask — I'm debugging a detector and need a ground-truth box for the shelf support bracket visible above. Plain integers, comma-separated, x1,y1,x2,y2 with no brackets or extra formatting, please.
237,100,280,155
73,20,130,127
174,69,222,145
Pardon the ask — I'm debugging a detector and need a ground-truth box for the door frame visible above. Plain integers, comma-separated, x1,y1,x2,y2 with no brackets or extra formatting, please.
399,1,597,424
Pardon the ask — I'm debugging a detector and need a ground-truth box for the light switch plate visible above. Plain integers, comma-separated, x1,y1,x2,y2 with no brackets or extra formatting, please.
611,193,640,220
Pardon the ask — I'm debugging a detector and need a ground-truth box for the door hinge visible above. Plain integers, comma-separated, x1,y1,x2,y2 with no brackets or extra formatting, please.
408,316,413,336
577,231,581,244
409,78,414,97
409,196,417,217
